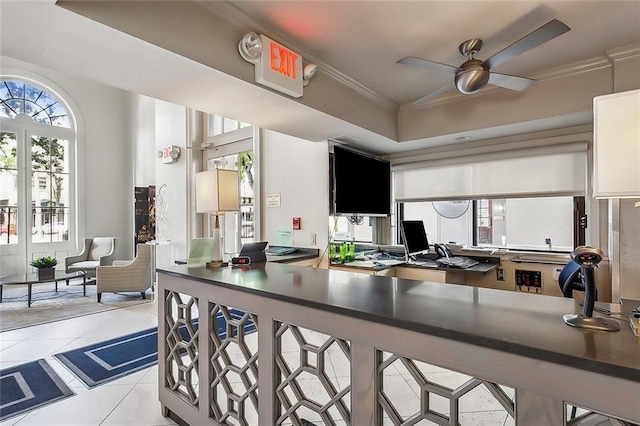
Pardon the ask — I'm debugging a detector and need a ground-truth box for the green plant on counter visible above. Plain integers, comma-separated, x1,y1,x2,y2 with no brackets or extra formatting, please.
30,256,58,269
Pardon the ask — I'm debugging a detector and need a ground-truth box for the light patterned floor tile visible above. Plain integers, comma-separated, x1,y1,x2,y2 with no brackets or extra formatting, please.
101,383,177,425
13,383,133,425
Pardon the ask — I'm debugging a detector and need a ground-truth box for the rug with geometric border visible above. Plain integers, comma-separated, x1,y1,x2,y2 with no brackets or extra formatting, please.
53,308,255,388
0,359,75,422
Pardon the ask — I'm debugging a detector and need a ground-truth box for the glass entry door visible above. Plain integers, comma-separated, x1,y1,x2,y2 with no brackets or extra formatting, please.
0,129,21,274
0,124,73,275
202,127,257,256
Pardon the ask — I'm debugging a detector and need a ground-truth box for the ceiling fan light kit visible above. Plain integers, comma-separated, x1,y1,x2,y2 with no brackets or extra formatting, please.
398,19,571,104
454,58,490,94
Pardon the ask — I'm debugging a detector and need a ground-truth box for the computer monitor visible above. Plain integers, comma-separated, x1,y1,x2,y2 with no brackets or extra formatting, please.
400,220,430,258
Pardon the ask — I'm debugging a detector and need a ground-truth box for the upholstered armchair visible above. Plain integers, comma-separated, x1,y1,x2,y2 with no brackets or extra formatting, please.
96,243,153,302
65,237,117,278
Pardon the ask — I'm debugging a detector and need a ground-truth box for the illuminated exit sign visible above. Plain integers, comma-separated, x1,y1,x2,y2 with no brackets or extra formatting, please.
255,34,303,98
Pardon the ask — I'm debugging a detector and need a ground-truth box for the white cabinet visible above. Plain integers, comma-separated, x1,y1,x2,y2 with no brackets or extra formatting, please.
593,89,640,198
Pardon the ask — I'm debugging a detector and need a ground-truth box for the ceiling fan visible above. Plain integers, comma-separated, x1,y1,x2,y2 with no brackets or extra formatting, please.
398,19,570,105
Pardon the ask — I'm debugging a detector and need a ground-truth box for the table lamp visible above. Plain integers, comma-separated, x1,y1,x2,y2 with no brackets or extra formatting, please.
195,169,240,268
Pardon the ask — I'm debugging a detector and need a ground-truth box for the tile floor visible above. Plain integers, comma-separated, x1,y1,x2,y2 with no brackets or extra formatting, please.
0,298,174,426
0,296,518,426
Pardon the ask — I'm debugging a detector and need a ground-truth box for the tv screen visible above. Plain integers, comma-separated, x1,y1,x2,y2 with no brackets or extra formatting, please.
400,220,430,256
333,145,391,216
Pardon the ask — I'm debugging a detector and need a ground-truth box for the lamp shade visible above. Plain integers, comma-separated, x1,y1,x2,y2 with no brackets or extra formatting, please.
195,169,240,213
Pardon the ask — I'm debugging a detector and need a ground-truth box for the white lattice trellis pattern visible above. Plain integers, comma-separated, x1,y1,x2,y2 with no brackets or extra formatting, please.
209,304,259,425
379,352,515,425
164,291,200,406
274,323,351,425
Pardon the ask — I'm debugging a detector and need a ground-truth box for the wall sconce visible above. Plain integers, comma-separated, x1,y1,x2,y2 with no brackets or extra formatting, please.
303,63,318,86
238,32,263,63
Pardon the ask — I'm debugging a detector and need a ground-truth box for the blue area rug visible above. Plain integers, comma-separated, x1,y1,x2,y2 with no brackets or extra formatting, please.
54,327,159,388
54,309,255,388
0,359,75,422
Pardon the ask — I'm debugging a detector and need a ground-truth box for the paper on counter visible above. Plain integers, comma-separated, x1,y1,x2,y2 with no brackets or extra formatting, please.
275,227,294,247
187,237,214,268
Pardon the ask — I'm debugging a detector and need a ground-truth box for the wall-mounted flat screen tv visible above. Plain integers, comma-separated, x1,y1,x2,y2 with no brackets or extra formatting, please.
333,145,391,217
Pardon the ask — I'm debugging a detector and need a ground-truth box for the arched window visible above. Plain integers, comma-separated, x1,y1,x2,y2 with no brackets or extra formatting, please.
0,79,75,256
0,80,71,127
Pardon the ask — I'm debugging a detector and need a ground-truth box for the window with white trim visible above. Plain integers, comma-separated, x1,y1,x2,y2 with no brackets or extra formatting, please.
0,79,75,244
394,150,588,252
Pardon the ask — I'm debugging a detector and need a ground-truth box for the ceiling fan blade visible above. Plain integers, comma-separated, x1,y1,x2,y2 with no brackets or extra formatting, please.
411,81,456,106
484,19,570,70
397,56,458,75
488,72,536,91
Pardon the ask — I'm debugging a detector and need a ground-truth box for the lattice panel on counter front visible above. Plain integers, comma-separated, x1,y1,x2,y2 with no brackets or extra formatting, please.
274,323,351,425
209,304,259,425
164,291,200,406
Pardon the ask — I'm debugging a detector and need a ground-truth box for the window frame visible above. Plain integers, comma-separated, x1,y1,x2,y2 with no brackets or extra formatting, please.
0,78,76,250
397,195,586,253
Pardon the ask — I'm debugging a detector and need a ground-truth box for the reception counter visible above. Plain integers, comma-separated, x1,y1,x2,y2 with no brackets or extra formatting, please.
156,263,639,425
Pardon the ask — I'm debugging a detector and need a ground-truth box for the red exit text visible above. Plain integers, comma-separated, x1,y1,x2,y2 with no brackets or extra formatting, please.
270,42,298,79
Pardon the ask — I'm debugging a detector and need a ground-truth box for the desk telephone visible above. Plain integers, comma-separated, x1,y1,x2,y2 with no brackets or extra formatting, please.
434,244,479,269
434,243,453,258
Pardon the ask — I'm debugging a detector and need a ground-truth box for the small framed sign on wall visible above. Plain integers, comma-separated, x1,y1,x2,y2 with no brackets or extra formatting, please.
266,193,281,207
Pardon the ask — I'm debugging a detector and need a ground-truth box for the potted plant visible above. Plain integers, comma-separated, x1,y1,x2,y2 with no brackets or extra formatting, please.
30,256,58,280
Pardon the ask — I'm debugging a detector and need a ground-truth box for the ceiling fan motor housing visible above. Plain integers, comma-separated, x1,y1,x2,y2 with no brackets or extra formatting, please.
454,59,490,94
459,39,483,57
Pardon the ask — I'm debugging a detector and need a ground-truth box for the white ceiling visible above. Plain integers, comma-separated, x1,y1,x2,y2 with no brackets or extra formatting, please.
228,1,640,105
1,1,639,154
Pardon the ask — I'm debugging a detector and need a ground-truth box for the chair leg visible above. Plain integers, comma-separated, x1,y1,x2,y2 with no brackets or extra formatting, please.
141,292,146,300
97,293,102,303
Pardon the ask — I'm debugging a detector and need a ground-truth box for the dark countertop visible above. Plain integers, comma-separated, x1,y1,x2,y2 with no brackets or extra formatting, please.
331,254,498,273
332,258,497,273
174,248,319,265
157,262,640,383
402,258,498,273
265,248,319,263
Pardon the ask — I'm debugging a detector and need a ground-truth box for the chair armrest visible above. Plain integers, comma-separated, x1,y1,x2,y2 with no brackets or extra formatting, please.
112,260,132,267
65,253,86,267
96,244,153,295
65,238,92,271
98,239,117,267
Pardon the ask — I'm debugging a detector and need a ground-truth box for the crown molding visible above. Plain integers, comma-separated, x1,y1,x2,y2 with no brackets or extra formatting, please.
200,1,397,111
386,124,592,161
532,56,611,81
606,42,640,61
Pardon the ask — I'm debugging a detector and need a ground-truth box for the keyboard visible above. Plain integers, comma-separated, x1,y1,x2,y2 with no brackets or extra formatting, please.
265,247,297,256
414,253,437,261
435,256,479,269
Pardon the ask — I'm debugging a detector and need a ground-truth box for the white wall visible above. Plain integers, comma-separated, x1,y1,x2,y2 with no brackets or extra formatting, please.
132,95,156,187
154,100,189,261
261,131,329,250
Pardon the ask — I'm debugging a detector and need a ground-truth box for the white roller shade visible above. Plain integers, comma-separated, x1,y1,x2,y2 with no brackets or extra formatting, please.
394,152,586,200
